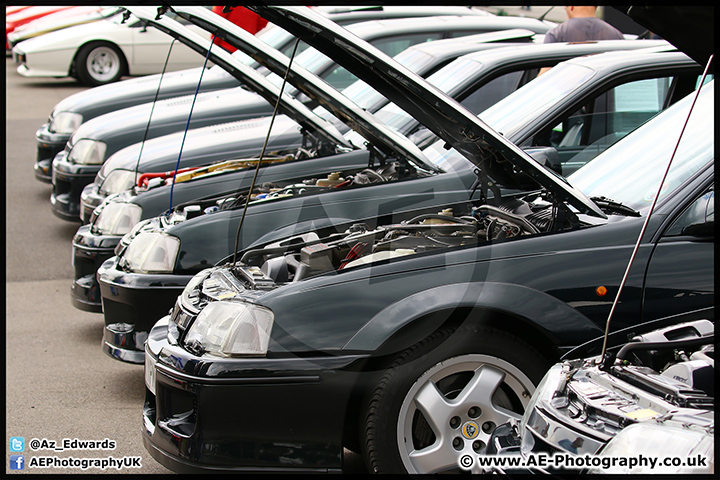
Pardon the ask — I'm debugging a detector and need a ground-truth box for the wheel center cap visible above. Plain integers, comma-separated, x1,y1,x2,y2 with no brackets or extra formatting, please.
461,421,480,440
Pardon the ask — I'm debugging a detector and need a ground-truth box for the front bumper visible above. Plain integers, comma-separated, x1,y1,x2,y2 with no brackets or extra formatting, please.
143,317,368,473
71,224,121,313
97,256,193,364
35,124,71,183
51,150,101,221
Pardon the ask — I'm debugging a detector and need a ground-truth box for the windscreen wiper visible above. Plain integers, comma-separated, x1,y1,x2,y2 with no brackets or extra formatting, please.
590,196,641,217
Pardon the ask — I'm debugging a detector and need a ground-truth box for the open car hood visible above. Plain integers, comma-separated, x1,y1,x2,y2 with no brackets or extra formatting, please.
125,6,436,172
614,6,714,72
121,6,350,152
248,6,604,218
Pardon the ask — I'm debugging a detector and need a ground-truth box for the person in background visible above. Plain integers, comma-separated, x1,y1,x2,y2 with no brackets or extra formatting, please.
538,6,624,75
212,6,270,53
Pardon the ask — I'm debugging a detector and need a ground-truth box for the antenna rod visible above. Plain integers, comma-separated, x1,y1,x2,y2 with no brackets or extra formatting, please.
166,33,216,215
598,54,714,363
231,38,301,267
133,38,176,188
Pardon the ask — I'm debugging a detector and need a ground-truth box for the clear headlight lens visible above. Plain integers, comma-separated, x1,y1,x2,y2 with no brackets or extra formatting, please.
68,139,107,165
49,111,83,134
121,231,179,273
100,169,138,195
93,202,142,236
593,423,714,474
184,301,274,357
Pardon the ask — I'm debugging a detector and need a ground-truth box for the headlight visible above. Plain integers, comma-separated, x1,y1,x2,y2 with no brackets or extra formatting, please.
93,202,142,236
49,111,83,134
100,169,138,195
592,423,714,474
121,231,179,273
68,139,107,165
117,218,152,255
184,301,274,357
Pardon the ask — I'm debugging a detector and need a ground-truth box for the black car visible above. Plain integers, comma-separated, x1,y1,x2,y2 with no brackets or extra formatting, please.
139,5,714,473
96,40,700,362
33,5,500,183
51,14,554,222
73,26,538,223
71,31,663,314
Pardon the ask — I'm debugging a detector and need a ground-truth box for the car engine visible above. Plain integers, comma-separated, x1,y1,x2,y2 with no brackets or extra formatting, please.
488,319,714,474
231,196,554,285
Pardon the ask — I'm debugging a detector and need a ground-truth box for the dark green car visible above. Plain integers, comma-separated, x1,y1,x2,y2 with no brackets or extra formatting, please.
137,6,713,473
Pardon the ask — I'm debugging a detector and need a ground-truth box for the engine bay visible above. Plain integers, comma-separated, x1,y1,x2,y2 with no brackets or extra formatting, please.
519,319,714,460
131,126,431,229
229,195,562,286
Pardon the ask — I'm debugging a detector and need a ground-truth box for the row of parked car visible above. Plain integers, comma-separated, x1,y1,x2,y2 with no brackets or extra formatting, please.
22,5,713,474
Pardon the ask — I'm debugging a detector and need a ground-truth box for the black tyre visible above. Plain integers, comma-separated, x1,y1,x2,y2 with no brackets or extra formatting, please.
75,42,126,86
362,326,550,474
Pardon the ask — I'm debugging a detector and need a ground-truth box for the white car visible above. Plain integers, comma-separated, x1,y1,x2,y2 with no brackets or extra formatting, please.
7,6,118,51
11,7,213,86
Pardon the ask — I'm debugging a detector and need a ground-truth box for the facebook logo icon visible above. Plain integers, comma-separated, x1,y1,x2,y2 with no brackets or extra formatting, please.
10,455,25,470
10,437,25,452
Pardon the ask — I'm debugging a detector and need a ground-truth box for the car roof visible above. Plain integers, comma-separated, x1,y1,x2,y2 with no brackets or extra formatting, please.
400,28,537,59
318,5,490,23
345,14,553,36
453,39,672,68
559,46,693,72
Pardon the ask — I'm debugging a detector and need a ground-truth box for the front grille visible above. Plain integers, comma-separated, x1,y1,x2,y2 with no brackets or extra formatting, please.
156,380,197,438
37,144,63,164
102,298,137,327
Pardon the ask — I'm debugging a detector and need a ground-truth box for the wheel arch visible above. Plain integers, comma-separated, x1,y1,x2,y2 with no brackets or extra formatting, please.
343,282,603,357
340,281,603,453
71,40,130,78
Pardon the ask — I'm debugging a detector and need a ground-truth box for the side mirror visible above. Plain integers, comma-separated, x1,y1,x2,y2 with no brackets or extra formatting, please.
666,190,714,238
704,191,714,224
683,191,714,237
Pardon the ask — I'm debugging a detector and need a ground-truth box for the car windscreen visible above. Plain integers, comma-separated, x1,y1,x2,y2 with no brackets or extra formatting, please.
568,80,713,211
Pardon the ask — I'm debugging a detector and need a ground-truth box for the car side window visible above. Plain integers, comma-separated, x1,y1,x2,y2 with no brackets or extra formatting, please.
459,70,525,114
321,32,444,91
558,76,672,149
663,187,714,238
530,74,686,176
